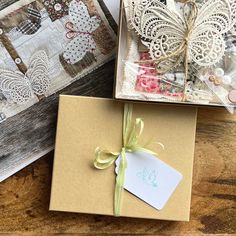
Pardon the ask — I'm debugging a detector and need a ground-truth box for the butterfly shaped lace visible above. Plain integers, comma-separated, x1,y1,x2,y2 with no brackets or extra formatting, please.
0,50,50,104
129,0,236,71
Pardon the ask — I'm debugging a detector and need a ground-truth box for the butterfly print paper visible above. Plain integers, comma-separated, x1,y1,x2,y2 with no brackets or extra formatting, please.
63,0,101,65
0,0,115,123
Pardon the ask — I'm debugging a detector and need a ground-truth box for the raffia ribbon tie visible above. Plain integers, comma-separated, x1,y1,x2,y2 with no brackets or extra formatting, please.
93,103,164,216
136,0,199,100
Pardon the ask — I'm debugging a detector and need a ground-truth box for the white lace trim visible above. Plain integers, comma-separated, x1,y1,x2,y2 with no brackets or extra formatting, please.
0,50,50,104
122,33,140,96
185,81,213,103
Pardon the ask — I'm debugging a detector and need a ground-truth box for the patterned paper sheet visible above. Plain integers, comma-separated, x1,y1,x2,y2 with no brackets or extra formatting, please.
0,0,116,123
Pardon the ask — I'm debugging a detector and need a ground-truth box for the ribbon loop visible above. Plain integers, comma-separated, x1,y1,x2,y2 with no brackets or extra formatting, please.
94,147,120,170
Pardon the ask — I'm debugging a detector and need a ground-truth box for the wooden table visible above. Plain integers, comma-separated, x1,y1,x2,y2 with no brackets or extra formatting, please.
0,58,236,235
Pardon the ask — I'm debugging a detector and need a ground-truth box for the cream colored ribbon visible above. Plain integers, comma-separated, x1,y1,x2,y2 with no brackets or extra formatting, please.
94,103,163,216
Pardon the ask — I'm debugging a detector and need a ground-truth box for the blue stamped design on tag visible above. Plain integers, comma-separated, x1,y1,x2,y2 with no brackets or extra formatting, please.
136,168,158,188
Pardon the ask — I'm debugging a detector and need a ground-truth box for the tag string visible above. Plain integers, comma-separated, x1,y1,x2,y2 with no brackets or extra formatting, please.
94,103,164,216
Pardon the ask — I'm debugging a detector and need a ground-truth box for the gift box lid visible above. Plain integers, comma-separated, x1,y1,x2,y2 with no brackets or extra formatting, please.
50,95,197,221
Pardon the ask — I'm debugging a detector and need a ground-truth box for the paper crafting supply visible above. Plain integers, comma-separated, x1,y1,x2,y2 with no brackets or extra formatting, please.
115,152,183,211
0,0,116,122
115,0,236,112
50,95,197,221
0,0,116,182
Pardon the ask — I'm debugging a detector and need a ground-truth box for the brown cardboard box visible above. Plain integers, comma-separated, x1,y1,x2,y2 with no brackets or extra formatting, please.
114,0,232,108
50,95,197,221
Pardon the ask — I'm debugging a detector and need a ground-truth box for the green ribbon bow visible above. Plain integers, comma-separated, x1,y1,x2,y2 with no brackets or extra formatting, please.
94,103,163,216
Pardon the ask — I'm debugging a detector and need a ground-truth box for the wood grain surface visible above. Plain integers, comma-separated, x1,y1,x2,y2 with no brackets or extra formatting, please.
0,0,236,235
0,58,236,235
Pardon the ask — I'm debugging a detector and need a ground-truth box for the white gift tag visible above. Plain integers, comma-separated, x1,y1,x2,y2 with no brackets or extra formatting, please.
115,152,183,210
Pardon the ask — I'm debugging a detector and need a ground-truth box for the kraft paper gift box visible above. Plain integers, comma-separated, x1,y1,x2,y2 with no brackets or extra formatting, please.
50,95,197,221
